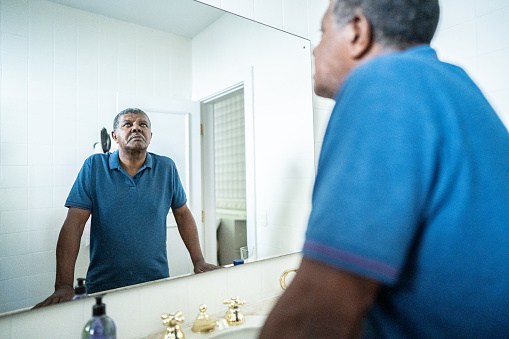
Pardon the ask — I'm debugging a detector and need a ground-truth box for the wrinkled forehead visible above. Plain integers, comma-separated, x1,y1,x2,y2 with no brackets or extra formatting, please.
119,113,151,127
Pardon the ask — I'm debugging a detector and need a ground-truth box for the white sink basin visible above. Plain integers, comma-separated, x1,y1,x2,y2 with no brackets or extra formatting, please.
186,315,266,339
208,326,260,339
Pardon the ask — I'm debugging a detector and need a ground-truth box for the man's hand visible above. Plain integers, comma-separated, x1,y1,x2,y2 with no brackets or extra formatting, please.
33,285,74,309
174,204,221,274
193,258,222,274
33,207,89,310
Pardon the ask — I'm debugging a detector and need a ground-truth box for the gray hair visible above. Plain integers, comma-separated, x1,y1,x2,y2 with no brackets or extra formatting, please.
331,0,440,48
113,108,151,131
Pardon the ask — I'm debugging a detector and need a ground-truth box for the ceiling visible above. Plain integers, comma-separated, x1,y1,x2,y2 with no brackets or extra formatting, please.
47,0,225,39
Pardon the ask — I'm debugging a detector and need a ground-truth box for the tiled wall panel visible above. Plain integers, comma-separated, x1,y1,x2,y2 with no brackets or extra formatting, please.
433,1,509,129
0,0,193,314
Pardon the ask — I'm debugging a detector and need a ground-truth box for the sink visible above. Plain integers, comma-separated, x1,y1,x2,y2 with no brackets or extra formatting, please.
186,315,266,339
208,326,260,339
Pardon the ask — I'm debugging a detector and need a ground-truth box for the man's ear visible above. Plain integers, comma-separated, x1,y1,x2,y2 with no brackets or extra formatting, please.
349,12,373,59
111,131,118,143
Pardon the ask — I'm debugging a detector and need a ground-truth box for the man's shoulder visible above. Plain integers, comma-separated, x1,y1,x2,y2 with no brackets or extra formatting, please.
79,152,116,173
353,48,435,81
148,152,176,167
86,152,111,165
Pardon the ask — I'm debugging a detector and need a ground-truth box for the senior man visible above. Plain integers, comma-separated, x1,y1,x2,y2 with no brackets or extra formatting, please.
36,108,218,307
261,0,509,337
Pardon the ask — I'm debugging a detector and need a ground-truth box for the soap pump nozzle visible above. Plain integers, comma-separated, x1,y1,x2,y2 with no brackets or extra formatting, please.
72,278,88,301
82,295,116,339
93,296,106,316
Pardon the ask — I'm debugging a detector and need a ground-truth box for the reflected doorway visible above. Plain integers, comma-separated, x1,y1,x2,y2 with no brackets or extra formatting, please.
201,88,248,266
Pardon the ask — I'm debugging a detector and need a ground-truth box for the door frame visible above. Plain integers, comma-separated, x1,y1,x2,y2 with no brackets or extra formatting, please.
195,67,257,264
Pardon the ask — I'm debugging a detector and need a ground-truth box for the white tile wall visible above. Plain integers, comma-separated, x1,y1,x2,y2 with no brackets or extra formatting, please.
0,277,28,304
488,89,509,127
478,48,509,93
0,167,28,188
282,0,309,38
433,0,509,130
254,0,283,30
28,165,52,187
1,0,28,14
476,6,509,54
1,143,27,165
0,0,193,314
221,0,254,20
307,0,329,44
0,188,28,210
1,210,28,233
27,250,55,275
0,254,29,280
475,0,508,16
438,0,476,29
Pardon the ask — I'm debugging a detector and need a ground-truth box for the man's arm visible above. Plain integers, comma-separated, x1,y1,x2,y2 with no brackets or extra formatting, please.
33,207,90,308
259,257,380,338
173,204,220,273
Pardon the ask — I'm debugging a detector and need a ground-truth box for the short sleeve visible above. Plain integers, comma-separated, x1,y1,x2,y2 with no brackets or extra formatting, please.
170,162,187,210
304,61,440,285
65,156,93,211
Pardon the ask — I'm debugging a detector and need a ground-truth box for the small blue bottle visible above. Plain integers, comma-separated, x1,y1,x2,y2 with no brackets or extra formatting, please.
82,296,116,339
72,278,88,301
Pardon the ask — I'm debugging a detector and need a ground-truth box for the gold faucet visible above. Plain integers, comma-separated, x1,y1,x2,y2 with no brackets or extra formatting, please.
191,304,217,333
223,297,246,326
161,311,185,339
280,268,298,290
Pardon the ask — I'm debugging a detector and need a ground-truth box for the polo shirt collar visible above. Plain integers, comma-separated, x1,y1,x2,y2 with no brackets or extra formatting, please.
109,150,153,170
404,44,438,59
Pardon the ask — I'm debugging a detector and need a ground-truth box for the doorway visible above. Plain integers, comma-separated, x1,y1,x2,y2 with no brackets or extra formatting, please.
202,87,252,265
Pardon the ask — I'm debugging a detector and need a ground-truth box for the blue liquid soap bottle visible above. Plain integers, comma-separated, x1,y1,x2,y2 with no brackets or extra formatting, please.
82,296,117,339
72,278,88,301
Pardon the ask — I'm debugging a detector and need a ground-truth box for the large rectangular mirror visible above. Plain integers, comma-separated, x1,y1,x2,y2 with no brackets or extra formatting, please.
0,0,315,315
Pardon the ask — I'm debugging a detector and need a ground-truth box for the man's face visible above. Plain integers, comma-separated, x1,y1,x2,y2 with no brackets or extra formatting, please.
313,3,354,99
112,113,152,153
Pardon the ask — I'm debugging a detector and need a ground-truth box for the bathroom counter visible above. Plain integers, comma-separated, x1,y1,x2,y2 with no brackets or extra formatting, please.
142,296,278,339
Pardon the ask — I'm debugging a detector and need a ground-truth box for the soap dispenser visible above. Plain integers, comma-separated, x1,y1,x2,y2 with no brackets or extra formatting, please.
72,278,88,301
82,295,116,339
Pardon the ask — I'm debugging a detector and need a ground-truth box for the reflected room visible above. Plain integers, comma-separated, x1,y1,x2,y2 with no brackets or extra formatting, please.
0,0,315,315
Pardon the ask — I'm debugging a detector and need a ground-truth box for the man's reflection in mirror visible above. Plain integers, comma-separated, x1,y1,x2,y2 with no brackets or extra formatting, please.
34,108,220,308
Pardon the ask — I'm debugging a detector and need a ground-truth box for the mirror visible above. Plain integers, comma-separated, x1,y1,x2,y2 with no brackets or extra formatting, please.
0,0,315,314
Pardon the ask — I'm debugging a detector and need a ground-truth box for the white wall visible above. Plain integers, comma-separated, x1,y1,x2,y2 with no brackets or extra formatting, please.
0,0,192,314
197,0,333,171
432,0,509,128
192,14,315,259
200,0,509,162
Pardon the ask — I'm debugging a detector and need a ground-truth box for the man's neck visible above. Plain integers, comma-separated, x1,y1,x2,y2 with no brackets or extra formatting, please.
118,149,147,177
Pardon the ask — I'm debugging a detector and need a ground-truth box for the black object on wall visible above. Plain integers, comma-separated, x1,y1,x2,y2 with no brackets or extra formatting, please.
100,127,111,153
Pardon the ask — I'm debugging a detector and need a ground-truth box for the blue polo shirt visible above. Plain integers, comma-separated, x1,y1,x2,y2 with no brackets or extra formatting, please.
304,46,509,337
66,150,187,293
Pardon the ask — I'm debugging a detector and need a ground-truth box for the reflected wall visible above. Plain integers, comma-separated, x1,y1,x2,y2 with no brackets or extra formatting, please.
0,0,315,315
192,14,314,260
0,0,195,313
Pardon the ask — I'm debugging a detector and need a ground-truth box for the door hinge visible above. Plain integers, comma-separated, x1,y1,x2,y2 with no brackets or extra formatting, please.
201,210,205,222
200,123,203,136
